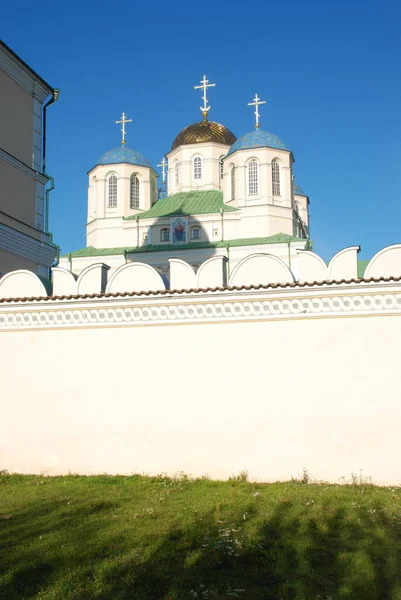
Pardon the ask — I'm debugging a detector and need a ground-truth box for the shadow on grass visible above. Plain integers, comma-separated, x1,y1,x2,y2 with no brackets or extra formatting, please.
1,495,401,599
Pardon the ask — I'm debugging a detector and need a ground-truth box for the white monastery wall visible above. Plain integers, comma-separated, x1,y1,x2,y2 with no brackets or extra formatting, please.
2,244,401,484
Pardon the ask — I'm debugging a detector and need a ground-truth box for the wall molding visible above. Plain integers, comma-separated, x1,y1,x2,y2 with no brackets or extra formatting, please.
0,223,56,269
0,148,48,183
2,282,401,331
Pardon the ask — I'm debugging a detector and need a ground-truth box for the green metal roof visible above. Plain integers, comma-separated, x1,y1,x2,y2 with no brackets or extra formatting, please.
357,259,370,278
125,190,239,220
62,233,305,258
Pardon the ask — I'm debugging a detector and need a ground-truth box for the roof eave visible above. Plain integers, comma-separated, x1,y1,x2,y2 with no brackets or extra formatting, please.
166,140,234,157
0,39,54,94
87,162,158,176
226,146,294,161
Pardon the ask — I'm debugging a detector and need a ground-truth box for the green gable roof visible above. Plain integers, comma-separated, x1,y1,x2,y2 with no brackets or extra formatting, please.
125,190,238,220
62,234,305,258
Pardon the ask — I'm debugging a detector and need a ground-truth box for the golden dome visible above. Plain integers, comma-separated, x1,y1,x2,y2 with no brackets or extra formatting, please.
171,120,236,151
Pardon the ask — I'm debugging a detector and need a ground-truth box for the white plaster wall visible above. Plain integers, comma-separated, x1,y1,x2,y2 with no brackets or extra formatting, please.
58,241,307,279
86,162,158,246
226,147,293,208
167,142,230,195
1,301,401,485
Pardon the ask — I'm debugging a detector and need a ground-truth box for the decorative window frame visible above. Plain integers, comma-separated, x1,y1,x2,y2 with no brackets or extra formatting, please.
106,172,118,209
272,159,281,197
192,155,203,182
230,164,235,201
247,159,259,197
130,174,140,209
160,228,170,243
191,226,201,240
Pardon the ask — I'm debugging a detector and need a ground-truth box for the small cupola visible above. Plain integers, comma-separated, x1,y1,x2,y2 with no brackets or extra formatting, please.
86,112,158,235
223,94,294,207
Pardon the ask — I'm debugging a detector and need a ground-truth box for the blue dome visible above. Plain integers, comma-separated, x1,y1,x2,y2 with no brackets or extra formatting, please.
293,181,307,196
227,129,287,156
96,146,152,168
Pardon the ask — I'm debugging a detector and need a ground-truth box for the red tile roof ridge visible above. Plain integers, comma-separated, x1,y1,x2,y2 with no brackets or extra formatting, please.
1,276,401,304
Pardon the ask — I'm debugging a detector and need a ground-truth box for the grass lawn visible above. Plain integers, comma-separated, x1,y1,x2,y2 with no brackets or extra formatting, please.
1,472,401,599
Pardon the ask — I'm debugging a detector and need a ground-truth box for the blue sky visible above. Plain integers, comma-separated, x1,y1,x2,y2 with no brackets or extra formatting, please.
3,0,401,261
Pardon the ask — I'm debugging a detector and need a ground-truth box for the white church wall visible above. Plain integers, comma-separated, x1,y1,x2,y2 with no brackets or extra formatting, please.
236,204,295,239
87,215,127,248
226,147,292,208
167,142,230,195
268,204,298,237
88,163,155,217
2,280,401,484
86,163,157,248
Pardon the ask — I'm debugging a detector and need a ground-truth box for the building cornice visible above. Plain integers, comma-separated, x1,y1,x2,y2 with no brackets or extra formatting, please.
0,148,48,183
1,279,401,330
0,41,53,102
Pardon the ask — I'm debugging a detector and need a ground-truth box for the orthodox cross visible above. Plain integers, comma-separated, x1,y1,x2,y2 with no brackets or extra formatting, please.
248,94,266,129
115,112,132,145
194,75,216,119
157,157,168,184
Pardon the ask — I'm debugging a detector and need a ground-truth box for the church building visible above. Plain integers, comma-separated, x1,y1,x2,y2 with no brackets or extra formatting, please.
59,77,310,280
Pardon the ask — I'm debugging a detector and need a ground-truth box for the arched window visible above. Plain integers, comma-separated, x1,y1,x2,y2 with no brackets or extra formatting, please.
160,228,170,242
231,166,235,201
107,174,117,207
175,162,179,186
248,160,259,195
272,160,280,196
130,175,139,209
193,156,203,180
191,226,201,240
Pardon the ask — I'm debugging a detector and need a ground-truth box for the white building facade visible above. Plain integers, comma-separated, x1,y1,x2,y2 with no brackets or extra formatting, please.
59,89,310,283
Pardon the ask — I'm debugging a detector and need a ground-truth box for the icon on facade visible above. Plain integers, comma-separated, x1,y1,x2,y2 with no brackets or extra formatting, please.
173,218,186,243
